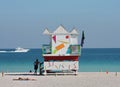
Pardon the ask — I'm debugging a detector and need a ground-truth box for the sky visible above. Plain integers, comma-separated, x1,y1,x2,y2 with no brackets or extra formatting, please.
0,0,120,48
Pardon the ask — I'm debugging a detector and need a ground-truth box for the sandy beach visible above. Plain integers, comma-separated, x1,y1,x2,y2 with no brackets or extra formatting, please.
0,72,120,87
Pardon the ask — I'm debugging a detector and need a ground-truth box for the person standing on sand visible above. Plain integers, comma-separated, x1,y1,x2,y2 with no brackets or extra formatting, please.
34,59,40,74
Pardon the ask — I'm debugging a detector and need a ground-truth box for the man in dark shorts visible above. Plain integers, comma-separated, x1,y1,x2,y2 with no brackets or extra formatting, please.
34,59,39,74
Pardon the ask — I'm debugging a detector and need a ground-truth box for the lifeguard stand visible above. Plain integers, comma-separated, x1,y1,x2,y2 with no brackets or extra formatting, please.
42,25,81,75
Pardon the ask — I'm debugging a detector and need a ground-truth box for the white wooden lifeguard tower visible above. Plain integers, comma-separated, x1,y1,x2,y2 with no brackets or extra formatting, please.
42,25,81,75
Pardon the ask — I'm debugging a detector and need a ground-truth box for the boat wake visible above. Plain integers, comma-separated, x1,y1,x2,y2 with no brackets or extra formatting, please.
0,47,30,53
0,51,7,53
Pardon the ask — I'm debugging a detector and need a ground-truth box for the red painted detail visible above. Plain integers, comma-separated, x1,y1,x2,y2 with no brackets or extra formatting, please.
66,35,69,39
52,35,56,43
43,56,79,61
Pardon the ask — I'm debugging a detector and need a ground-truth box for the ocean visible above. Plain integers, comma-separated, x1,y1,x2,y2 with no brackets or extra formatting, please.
0,48,120,72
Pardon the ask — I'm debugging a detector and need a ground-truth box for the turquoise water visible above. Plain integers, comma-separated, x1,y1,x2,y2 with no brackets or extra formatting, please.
0,48,120,72
80,48,120,72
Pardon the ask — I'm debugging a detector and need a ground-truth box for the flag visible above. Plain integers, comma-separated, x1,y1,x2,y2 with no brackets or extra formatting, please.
81,31,85,47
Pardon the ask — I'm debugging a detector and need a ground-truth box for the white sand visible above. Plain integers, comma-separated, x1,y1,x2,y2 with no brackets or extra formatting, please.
0,72,120,87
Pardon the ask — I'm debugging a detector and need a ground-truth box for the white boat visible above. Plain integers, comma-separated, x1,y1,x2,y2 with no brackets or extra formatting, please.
14,47,29,52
